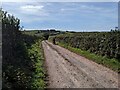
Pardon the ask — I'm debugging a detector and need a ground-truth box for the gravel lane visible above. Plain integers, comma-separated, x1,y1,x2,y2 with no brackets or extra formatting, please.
42,41,119,88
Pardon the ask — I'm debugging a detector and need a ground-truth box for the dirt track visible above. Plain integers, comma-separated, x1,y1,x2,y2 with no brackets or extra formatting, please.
42,41,119,88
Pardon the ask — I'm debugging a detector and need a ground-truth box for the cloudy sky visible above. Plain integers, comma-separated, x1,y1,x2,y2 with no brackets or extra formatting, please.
1,1,119,31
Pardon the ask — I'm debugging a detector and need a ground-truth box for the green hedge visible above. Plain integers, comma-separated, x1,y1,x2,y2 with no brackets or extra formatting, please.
53,32,120,60
2,9,46,89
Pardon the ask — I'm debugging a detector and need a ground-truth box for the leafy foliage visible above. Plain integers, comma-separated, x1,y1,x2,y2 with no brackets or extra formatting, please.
2,9,45,89
49,31,120,72
53,32,120,60
58,42,120,72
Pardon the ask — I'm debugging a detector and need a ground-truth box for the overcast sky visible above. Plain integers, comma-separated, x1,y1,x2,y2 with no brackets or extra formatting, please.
1,1,119,31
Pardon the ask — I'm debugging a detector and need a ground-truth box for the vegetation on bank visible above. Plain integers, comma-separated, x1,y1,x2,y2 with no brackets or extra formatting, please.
2,9,46,89
49,31,120,72
53,31,120,59
3,33,46,89
27,39,45,89
57,42,120,72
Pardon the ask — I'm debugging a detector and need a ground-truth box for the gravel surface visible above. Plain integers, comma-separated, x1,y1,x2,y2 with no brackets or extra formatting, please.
42,41,119,88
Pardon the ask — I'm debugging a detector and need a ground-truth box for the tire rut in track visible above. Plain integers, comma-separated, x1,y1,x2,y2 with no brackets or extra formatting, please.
42,41,119,88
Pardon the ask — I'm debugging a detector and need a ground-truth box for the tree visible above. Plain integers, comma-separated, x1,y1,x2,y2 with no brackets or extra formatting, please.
43,33,49,40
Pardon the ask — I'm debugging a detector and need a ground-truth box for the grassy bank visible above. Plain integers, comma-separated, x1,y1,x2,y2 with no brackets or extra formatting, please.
57,42,120,72
3,33,46,89
2,9,46,89
27,39,46,89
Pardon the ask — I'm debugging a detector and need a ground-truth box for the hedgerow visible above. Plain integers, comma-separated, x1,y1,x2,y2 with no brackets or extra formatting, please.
54,31,120,60
2,9,45,89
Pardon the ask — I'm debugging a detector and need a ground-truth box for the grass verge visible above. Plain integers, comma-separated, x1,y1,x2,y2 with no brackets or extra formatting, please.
27,39,46,89
57,42,120,72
